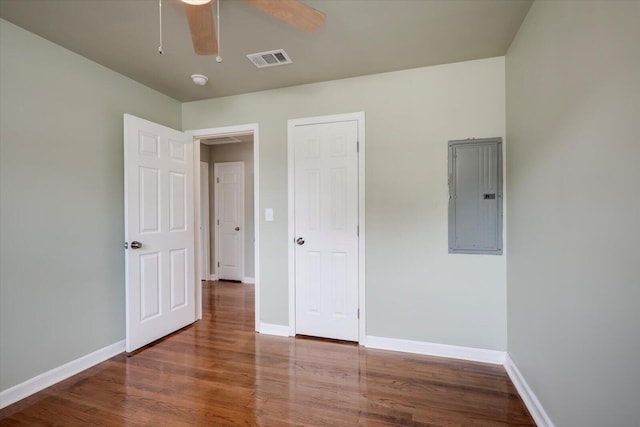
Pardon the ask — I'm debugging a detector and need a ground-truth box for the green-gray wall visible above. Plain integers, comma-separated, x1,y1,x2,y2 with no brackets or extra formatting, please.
506,1,640,426
184,57,507,350
0,19,181,391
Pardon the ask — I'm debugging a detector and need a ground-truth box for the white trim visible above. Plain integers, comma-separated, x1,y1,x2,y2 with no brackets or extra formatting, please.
200,161,210,281
189,125,254,140
356,114,366,343
0,340,125,409
258,323,290,337
505,355,555,427
193,136,203,320
212,161,219,281
287,112,366,342
253,126,260,331
365,336,506,365
287,120,295,336
208,274,219,281
242,276,255,284
213,161,245,282
186,123,260,332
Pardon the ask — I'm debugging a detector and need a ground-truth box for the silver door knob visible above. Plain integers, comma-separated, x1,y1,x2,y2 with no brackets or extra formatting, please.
235,226,240,231
130,241,142,249
296,237,305,245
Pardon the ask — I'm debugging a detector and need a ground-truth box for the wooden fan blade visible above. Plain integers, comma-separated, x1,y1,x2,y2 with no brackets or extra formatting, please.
242,0,326,33
184,3,218,55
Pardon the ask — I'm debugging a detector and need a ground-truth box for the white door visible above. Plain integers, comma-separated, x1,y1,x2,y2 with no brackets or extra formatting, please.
200,162,210,281
215,162,244,281
124,114,195,353
293,120,359,341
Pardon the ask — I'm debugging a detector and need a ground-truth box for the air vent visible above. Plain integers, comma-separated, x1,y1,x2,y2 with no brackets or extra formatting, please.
246,49,292,68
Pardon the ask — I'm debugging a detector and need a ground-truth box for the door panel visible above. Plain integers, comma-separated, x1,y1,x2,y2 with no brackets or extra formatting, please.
140,252,161,320
330,251,348,316
169,172,187,231
170,248,187,310
124,114,195,353
139,167,160,233
293,120,359,341
215,162,244,281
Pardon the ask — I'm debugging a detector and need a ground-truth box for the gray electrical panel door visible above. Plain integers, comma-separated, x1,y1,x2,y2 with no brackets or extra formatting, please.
448,138,503,255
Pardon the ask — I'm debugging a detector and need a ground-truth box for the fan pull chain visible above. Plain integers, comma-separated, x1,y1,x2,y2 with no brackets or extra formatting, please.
158,0,164,55
215,0,222,62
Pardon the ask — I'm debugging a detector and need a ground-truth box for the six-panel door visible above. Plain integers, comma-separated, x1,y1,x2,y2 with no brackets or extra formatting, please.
293,120,359,342
215,162,244,281
124,114,195,353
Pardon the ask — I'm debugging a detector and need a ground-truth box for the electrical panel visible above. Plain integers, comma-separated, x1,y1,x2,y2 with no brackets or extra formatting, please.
448,138,503,255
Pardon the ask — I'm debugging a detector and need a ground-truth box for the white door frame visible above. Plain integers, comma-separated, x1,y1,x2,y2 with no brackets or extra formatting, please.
213,161,245,282
200,161,210,281
187,124,260,330
287,112,366,344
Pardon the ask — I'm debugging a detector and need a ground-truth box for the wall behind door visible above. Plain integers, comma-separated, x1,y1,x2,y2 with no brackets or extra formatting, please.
184,57,506,351
0,20,181,392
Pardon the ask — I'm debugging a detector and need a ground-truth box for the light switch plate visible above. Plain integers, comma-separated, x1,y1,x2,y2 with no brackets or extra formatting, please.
265,208,274,222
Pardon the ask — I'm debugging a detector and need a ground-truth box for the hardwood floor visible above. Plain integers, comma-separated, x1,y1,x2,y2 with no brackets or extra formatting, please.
0,281,534,426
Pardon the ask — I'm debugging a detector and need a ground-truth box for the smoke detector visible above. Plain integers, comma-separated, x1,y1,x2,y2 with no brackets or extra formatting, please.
191,74,208,86
246,49,292,68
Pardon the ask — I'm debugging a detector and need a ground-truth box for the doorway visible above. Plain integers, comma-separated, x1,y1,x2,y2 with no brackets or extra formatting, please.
190,124,260,330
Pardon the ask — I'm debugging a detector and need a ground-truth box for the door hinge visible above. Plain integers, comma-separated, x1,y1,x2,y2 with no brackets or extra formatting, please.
216,177,219,183
356,141,359,153
357,309,360,319
217,219,219,225
357,225,359,236
217,261,220,268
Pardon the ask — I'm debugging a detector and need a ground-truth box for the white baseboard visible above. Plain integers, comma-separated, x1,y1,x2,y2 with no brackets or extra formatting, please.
0,340,125,409
505,355,554,427
258,323,290,337
365,336,506,365
208,274,218,281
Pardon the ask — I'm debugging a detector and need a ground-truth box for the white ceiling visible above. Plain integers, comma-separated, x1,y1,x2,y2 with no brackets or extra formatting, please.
0,0,532,102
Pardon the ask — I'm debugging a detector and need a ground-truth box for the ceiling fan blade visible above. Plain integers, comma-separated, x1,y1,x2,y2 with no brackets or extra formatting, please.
242,0,326,33
184,3,218,55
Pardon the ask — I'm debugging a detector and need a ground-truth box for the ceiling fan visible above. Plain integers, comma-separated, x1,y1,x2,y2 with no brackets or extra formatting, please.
181,0,326,55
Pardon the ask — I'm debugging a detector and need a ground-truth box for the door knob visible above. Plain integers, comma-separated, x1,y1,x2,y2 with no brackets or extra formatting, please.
296,237,305,245
235,226,240,231
130,241,142,249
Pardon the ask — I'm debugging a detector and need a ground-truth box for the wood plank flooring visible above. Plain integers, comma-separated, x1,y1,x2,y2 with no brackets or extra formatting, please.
0,281,535,426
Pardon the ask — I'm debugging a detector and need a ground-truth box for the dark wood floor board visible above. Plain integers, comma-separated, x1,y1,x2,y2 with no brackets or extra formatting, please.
59,378,250,427
0,281,534,426
95,362,263,419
